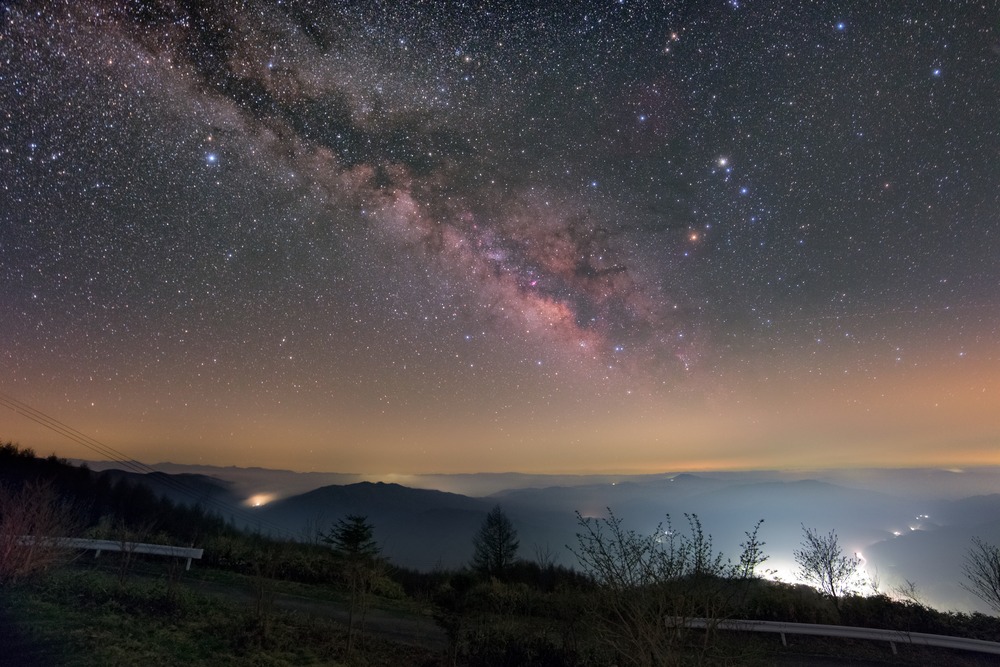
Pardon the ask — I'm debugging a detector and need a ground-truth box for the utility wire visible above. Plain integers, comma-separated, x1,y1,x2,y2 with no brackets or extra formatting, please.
0,390,300,541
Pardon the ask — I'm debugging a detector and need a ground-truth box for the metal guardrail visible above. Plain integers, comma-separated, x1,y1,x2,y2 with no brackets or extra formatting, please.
684,618,1000,656
21,536,204,570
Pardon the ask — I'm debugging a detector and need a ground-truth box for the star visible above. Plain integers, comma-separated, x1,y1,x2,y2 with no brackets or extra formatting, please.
0,0,995,477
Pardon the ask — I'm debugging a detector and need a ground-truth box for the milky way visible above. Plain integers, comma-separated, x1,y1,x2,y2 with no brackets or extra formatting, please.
2,1,998,473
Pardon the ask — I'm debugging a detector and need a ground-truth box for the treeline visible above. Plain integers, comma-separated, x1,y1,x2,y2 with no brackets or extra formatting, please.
0,441,230,544
3,441,1000,666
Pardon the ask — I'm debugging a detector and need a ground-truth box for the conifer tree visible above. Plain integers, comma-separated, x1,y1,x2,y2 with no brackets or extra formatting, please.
472,505,519,577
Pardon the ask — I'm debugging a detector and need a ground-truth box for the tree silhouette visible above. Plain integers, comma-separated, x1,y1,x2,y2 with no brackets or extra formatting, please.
472,505,519,578
794,525,859,602
961,536,1000,614
323,515,381,652
324,514,379,558
570,510,767,666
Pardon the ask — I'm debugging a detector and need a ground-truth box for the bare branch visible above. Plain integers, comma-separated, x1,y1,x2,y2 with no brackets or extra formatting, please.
961,537,1000,614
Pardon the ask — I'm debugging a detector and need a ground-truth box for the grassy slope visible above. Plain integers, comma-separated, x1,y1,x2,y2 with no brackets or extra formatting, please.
0,566,439,667
3,559,999,667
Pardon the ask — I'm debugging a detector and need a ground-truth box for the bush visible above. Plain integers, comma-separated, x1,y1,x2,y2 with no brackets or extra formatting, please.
0,480,82,583
739,580,839,624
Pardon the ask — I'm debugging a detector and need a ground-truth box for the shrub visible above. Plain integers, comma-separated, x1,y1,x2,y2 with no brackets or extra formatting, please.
0,480,82,583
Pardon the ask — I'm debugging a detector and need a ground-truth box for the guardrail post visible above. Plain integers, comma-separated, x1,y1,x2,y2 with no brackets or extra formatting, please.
780,632,787,647
890,640,897,655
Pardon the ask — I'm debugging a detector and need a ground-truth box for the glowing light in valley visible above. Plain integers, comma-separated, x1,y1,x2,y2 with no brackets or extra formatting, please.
246,493,276,507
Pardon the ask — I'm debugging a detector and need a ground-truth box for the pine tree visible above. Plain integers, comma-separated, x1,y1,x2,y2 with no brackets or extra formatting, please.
323,515,380,653
325,514,379,558
472,505,519,577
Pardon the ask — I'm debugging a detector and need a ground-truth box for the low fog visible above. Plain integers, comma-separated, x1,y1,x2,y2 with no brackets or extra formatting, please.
83,461,1000,614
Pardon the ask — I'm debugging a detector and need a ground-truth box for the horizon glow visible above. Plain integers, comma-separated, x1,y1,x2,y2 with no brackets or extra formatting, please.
2,2,998,474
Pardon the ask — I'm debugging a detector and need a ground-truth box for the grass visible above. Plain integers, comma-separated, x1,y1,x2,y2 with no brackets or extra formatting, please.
1,566,438,666
185,563,430,619
4,559,998,666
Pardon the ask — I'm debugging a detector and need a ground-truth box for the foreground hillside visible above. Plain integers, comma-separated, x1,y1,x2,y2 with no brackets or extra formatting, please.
2,442,1000,666
4,558,1000,667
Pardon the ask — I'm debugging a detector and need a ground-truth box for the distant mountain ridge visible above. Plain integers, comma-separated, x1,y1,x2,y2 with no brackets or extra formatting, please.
78,459,1000,612
97,469,240,509
255,481,495,569
76,459,1000,500
262,481,487,521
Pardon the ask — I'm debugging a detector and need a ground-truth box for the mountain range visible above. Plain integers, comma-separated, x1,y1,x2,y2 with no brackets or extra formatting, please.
81,460,1000,613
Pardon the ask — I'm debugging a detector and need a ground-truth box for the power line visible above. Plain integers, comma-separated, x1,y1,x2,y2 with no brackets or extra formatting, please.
0,390,299,541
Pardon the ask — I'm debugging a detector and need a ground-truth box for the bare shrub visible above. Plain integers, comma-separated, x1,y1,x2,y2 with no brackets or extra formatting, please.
961,536,1000,614
793,525,860,603
0,480,81,583
570,510,766,667
112,519,156,587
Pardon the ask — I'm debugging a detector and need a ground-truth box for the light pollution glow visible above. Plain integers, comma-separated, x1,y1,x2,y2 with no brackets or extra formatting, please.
2,2,998,475
7,342,997,474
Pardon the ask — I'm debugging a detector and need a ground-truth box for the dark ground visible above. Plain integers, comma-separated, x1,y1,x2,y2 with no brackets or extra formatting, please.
0,605,53,667
3,564,999,666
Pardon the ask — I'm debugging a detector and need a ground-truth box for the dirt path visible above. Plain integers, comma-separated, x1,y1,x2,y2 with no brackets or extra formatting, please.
182,575,449,651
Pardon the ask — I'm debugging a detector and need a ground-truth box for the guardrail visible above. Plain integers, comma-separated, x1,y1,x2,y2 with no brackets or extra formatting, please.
21,536,204,570
683,618,1000,656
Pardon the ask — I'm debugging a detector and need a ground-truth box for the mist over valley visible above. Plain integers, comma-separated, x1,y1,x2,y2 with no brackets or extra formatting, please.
83,460,1000,615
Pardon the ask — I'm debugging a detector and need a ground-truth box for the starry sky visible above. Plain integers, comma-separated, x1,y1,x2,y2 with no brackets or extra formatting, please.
2,0,998,475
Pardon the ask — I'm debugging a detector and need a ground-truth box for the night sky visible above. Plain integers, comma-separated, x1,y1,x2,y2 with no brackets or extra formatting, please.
2,1,998,474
